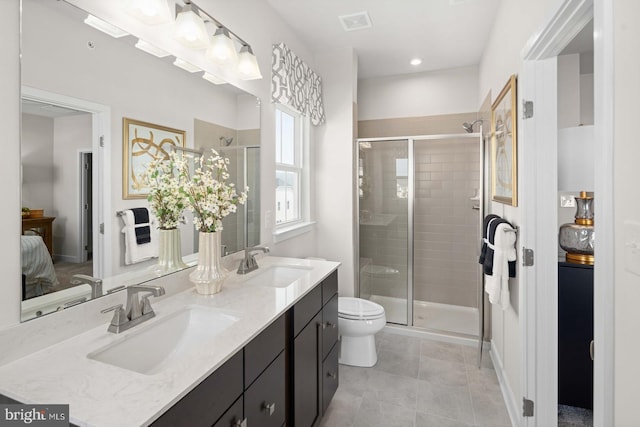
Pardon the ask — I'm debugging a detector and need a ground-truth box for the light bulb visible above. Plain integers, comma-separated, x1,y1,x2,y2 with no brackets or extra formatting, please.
206,28,238,65
126,0,171,25
237,45,262,80
173,4,209,49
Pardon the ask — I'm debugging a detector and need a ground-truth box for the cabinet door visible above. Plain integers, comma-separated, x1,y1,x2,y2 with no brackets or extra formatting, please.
213,396,244,427
322,341,339,415
293,285,322,337
322,293,339,360
245,352,286,427
294,311,322,427
245,314,286,388
151,351,243,427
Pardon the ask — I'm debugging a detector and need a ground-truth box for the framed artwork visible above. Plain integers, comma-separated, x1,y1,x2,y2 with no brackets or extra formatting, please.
122,118,185,199
491,75,518,206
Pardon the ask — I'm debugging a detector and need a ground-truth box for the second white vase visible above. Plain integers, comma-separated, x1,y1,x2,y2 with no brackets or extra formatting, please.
190,231,229,295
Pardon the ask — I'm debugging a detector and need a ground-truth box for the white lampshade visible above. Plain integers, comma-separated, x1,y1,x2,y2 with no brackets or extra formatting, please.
173,4,209,49
126,0,171,25
206,28,238,65
237,45,262,80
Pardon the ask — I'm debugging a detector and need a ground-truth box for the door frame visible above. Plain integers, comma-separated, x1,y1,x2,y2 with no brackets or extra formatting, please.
519,0,614,425
21,86,112,278
78,150,92,264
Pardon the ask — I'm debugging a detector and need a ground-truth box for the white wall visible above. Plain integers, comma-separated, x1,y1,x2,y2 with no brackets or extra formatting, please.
21,114,54,214
558,54,581,128
358,65,479,121
0,0,22,327
613,0,640,424
477,0,560,418
315,48,358,296
53,114,92,262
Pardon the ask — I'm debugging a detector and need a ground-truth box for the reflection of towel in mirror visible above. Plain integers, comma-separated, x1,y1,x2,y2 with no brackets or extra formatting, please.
121,210,158,265
484,222,517,310
131,207,151,244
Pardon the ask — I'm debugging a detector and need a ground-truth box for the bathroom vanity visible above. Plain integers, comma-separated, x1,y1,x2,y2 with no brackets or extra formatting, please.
0,257,340,427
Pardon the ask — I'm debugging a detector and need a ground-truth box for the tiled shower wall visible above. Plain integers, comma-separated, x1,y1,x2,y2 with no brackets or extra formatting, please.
414,139,480,307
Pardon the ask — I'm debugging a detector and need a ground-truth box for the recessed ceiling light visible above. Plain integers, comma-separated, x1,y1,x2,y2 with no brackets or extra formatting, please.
410,58,422,66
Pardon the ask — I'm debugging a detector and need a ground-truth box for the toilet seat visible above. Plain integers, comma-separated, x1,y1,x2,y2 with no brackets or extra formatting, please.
338,297,385,320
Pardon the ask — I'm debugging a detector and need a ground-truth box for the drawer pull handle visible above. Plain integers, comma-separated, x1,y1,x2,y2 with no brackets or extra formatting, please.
327,372,337,380
590,340,594,361
323,322,337,329
233,418,247,427
262,402,275,416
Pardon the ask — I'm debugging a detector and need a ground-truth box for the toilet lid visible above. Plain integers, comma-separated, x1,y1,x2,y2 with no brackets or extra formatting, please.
338,297,385,320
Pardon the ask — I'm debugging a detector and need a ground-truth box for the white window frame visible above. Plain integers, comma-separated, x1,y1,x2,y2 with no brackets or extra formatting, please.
273,104,314,242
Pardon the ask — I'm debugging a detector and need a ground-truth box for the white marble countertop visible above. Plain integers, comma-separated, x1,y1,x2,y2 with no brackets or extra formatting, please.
0,256,340,427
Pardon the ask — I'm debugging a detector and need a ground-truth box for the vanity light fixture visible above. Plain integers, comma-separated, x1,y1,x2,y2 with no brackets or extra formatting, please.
173,2,209,49
135,39,170,58
173,58,201,73
125,0,172,25
410,58,422,66
84,15,129,38
206,27,238,65
202,72,226,85
237,45,262,80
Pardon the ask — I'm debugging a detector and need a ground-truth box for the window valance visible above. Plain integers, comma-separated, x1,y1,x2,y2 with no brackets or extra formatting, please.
271,43,325,125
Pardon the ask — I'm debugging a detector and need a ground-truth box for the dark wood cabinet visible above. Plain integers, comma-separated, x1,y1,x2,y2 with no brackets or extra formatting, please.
151,350,244,427
291,270,339,427
558,261,594,409
154,269,339,427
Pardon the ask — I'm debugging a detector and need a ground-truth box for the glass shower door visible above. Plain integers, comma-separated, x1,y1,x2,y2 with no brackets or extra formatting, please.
358,139,410,325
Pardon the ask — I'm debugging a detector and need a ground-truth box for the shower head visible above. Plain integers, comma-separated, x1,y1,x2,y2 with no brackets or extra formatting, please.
219,136,233,146
462,119,483,133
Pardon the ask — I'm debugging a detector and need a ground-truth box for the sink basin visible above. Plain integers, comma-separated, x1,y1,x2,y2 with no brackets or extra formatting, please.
88,306,238,375
244,265,313,288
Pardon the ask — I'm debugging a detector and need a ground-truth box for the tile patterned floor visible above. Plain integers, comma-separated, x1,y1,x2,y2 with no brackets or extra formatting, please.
320,331,512,427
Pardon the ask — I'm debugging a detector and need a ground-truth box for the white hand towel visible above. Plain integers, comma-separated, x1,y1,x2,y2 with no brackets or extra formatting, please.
121,210,158,265
484,222,517,310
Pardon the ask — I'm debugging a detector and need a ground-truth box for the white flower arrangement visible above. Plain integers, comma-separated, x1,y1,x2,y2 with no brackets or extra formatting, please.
144,151,189,230
180,149,248,233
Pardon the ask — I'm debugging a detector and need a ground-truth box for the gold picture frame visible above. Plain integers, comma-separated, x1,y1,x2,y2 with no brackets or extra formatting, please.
122,118,185,199
491,75,518,206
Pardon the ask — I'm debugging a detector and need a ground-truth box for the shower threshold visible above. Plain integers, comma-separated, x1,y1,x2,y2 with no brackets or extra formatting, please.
369,295,478,337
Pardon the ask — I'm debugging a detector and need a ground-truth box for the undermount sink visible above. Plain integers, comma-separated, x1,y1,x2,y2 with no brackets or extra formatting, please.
88,306,238,375
244,265,313,288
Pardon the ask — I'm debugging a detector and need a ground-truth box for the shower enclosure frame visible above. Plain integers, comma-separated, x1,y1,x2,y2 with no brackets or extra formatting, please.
355,131,485,352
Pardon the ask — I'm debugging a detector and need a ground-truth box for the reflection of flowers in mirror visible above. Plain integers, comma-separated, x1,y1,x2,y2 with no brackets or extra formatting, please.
144,152,189,230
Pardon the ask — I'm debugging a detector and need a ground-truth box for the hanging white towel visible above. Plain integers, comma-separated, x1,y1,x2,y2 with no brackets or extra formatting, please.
484,222,517,310
121,210,159,265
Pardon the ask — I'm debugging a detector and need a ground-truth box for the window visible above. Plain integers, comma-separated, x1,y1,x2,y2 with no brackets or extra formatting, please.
274,105,312,239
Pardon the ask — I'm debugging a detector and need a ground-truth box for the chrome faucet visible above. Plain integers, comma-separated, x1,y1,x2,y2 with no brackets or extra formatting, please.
237,245,270,274
101,284,165,333
70,274,103,299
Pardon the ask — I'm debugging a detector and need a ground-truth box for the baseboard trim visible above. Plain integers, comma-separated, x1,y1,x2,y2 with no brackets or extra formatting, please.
490,340,520,426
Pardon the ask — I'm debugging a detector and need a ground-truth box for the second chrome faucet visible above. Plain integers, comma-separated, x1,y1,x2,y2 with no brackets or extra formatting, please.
102,284,165,333
237,246,270,274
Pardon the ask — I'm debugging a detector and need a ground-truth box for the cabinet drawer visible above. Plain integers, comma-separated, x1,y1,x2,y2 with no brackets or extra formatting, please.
293,284,322,337
151,351,243,427
322,293,339,361
322,270,338,305
244,314,286,388
322,342,339,415
212,395,243,427
245,352,286,427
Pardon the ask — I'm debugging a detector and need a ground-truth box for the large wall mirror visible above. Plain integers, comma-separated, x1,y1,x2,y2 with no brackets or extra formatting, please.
20,0,261,321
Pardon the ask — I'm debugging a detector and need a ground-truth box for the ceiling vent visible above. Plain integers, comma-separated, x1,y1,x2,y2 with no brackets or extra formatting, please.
338,11,372,32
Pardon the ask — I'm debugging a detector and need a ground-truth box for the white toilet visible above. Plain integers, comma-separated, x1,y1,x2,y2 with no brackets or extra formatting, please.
338,297,386,367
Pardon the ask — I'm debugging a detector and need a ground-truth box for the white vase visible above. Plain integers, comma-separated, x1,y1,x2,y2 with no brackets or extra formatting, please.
153,228,187,275
190,231,229,294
